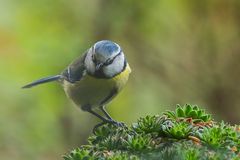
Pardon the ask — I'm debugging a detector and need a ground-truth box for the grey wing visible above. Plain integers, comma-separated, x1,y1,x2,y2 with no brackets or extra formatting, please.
61,51,88,83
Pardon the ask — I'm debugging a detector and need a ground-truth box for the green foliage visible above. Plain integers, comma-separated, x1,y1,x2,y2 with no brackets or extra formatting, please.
63,148,93,160
124,134,153,151
63,149,139,160
132,115,164,134
162,121,192,139
88,125,130,151
197,122,240,149
164,104,212,123
63,105,240,160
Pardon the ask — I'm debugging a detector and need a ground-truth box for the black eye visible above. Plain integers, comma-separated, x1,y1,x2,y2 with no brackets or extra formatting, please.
105,58,113,65
92,55,97,64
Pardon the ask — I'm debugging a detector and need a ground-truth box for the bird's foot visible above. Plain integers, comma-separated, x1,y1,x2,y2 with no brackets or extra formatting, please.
108,120,125,127
93,121,107,134
92,120,126,135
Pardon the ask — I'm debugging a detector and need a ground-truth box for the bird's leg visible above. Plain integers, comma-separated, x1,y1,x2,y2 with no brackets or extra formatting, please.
86,108,125,133
100,105,113,120
86,109,111,133
86,108,109,122
100,105,125,127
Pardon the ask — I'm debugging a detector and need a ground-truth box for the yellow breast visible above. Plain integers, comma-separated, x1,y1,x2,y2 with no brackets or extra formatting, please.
62,64,131,110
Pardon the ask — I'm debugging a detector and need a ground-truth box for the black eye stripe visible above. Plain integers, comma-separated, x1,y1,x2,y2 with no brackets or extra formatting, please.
103,50,122,66
91,47,122,66
91,54,97,64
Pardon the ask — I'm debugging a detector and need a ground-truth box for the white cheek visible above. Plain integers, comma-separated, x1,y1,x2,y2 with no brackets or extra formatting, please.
84,52,95,74
103,55,125,77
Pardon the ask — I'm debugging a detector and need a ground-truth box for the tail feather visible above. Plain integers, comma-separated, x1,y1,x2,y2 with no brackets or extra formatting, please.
22,75,62,89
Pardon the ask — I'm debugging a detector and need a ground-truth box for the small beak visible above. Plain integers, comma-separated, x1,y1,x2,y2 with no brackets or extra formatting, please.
96,62,104,71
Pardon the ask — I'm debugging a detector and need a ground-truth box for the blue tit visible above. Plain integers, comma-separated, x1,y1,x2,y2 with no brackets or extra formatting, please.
22,40,131,131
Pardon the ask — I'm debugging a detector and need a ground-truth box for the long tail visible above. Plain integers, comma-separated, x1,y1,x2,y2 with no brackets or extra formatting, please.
22,75,62,89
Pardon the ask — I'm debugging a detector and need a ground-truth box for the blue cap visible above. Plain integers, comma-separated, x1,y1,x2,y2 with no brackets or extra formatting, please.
94,40,120,57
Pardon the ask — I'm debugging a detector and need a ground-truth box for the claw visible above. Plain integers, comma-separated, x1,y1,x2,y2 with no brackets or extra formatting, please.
92,120,126,134
93,121,106,135
113,121,125,127
107,120,126,128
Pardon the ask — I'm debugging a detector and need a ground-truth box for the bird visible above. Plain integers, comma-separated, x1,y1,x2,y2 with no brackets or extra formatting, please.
22,40,131,131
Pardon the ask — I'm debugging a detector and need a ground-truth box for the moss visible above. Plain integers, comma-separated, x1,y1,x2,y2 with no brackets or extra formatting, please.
63,104,240,160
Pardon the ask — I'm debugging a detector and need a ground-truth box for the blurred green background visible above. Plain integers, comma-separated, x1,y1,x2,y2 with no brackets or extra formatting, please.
0,0,240,159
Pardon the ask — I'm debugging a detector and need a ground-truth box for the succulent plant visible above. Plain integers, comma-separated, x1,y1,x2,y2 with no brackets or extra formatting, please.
197,122,240,149
164,104,212,123
132,115,166,134
64,105,240,160
162,121,192,139
63,148,93,160
124,134,154,151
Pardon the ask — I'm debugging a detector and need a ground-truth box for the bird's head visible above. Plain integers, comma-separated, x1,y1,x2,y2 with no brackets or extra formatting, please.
85,40,126,78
